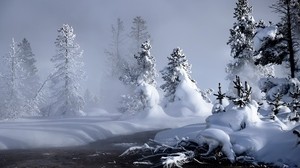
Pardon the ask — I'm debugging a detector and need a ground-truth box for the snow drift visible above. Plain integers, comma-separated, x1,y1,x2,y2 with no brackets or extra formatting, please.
164,67,212,118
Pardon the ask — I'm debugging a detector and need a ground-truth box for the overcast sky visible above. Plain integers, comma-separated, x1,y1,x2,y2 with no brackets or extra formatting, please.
0,0,279,94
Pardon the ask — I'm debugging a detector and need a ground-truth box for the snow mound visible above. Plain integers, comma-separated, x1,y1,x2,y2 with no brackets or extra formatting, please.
206,101,261,131
165,68,212,118
134,82,169,120
198,128,235,163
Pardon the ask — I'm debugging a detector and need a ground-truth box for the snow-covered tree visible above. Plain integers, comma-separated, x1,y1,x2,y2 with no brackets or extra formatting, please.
105,18,126,78
84,88,100,108
288,85,300,121
255,0,300,79
130,16,151,54
267,92,286,117
226,0,256,80
17,38,40,99
226,0,272,100
212,83,227,113
160,48,211,117
134,41,157,85
48,24,85,116
0,38,26,119
119,41,158,114
160,48,194,103
227,76,252,108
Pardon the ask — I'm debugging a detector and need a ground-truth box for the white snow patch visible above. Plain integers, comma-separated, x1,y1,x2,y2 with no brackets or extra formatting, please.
254,25,277,51
165,68,212,118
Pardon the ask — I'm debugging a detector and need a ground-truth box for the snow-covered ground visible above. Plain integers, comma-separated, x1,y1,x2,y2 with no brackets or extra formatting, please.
0,108,208,150
155,101,300,167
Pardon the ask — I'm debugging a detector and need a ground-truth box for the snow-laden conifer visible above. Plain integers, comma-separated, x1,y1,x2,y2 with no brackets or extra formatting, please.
0,39,27,118
226,0,272,100
130,16,151,54
105,18,126,78
160,48,194,103
119,41,158,115
18,38,40,100
48,24,85,116
226,0,256,81
256,0,300,78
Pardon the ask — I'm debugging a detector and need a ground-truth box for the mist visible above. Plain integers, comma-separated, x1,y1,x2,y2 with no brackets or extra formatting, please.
0,0,279,112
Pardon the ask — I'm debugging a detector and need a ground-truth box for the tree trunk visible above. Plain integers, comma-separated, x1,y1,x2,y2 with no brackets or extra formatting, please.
287,0,296,78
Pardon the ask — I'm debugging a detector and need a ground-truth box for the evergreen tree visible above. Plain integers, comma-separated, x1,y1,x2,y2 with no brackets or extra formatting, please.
226,0,271,100
226,0,256,81
49,24,85,116
267,92,286,116
130,16,151,54
0,38,26,119
105,18,126,77
274,0,300,78
134,41,156,85
17,38,40,99
119,41,157,114
256,0,300,78
160,48,194,103
212,83,226,113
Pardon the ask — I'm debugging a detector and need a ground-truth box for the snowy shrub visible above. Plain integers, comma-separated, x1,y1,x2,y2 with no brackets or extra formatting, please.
227,76,253,108
212,83,228,114
161,48,212,117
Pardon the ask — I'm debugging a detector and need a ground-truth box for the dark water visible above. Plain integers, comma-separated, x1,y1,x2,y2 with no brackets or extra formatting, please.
0,130,270,168
0,130,159,168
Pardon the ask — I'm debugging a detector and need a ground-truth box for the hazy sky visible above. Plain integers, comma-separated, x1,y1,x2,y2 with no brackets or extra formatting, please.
0,0,279,94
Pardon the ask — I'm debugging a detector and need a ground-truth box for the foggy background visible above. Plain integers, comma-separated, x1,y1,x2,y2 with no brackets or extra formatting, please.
0,0,279,95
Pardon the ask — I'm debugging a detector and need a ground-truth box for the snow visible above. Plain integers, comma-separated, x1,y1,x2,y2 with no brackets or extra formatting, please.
0,110,207,150
207,101,261,131
161,151,194,168
164,68,212,118
155,100,300,167
198,128,235,163
254,25,277,52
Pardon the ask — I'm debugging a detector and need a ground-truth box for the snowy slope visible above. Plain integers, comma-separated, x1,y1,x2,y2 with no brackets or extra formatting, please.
155,101,300,167
0,109,207,150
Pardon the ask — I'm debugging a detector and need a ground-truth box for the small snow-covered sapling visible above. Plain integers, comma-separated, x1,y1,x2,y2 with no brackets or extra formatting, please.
228,76,252,108
233,76,243,98
213,83,226,105
288,86,300,122
267,92,286,116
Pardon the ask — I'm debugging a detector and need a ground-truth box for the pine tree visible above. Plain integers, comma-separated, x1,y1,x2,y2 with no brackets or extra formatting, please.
49,24,85,116
275,0,300,78
160,48,194,103
105,18,126,77
257,0,300,78
212,83,226,113
288,85,300,121
130,16,151,54
17,38,40,99
134,41,156,85
119,41,157,114
226,0,271,100
267,92,286,117
0,38,26,119
227,76,252,108
226,0,256,81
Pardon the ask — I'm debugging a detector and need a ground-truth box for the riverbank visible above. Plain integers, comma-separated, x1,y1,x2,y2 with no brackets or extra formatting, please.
0,130,161,168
